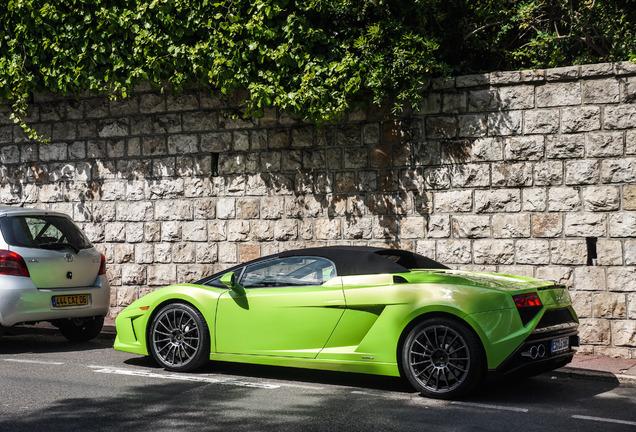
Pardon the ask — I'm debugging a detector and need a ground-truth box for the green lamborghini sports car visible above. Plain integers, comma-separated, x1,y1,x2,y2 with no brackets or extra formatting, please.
114,246,579,399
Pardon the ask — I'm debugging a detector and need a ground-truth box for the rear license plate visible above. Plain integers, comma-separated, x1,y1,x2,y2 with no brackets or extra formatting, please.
52,294,89,307
551,336,569,354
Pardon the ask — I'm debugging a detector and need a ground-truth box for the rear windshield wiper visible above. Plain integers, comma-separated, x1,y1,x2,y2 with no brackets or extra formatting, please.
38,242,81,254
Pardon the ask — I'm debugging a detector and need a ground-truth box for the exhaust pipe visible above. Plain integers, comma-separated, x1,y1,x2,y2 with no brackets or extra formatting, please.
521,344,546,360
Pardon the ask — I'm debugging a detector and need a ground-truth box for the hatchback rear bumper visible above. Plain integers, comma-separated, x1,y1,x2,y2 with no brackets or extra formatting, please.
0,274,110,326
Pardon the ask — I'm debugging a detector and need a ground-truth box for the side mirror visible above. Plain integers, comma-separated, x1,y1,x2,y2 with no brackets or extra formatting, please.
220,272,246,296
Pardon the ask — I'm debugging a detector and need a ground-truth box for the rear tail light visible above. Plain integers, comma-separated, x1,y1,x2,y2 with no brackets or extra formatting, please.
0,250,30,277
98,253,107,275
513,293,543,308
513,292,543,325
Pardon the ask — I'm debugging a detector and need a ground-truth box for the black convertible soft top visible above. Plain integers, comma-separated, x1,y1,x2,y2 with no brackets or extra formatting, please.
279,246,449,276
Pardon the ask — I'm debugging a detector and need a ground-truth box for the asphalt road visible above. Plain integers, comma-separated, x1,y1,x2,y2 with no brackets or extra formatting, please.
1,330,635,432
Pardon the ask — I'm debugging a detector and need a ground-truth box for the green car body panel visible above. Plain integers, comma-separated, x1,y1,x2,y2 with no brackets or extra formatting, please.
114,268,577,375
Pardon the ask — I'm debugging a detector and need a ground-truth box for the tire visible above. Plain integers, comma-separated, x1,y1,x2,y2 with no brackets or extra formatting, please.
148,303,210,372
401,317,484,399
57,316,104,342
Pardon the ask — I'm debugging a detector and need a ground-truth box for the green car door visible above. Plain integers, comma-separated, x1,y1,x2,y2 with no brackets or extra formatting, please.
214,256,345,358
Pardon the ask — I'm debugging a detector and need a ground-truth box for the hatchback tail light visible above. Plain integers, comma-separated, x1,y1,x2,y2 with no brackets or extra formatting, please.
98,253,106,275
0,250,30,277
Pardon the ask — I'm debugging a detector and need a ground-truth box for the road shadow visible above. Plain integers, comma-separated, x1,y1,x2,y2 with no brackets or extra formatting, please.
124,353,625,404
0,330,114,354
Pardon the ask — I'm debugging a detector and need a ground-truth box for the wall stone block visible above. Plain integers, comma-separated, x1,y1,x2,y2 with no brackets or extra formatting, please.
582,78,620,103
536,82,581,107
536,266,573,287
582,185,620,211
534,161,563,186
564,160,600,185
493,213,531,238
597,239,623,266
474,189,520,213
487,111,522,136
274,219,298,241
473,239,514,264
425,116,458,139
524,109,559,134
586,132,624,157
601,158,636,183
522,188,547,212
564,213,607,237
504,136,544,160
452,215,490,238
547,187,581,211
571,291,593,318
561,106,601,133
546,135,585,159
604,105,636,129
625,240,636,266
492,162,533,187
160,221,182,242
607,267,636,292
450,164,491,188
434,190,473,212
147,265,176,286
436,239,472,264
551,240,587,265
593,292,627,318
515,240,550,264
574,266,607,291
427,215,451,238
609,212,636,237
470,137,503,161
498,85,535,109
458,114,487,138
207,220,227,242
578,319,611,345
613,321,636,347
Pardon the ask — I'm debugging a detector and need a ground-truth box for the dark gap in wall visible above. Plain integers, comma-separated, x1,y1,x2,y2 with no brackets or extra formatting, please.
586,237,598,266
211,153,219,176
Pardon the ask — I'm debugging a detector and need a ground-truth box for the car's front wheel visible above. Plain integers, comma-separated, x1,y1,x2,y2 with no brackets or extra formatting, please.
148,303,210,372
56,316,104,342
401,317,484,399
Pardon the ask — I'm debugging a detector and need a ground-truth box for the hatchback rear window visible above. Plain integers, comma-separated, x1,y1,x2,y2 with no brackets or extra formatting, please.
0,215,92,251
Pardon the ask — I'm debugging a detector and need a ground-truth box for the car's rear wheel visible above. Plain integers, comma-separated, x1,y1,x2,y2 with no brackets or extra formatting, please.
148,303,210,372
401,317,484,399
57,316,104,342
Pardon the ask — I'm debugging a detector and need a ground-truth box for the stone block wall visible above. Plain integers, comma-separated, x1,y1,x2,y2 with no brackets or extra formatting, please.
0,62,635,358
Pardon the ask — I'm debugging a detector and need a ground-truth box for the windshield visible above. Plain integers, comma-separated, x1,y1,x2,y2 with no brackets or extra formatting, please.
0,215,93,251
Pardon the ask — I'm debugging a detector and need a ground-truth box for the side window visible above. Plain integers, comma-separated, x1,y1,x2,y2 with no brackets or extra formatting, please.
239,256,336,289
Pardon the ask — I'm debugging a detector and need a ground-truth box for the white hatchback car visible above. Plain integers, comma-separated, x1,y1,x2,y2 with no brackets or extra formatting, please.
0,205,109,341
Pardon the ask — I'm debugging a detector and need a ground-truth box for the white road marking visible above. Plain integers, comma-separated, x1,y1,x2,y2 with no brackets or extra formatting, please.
351,390,414,401
3,359,64,365
274,382,325,390
572,415,636,427
451,401,529,413
90,366,281,389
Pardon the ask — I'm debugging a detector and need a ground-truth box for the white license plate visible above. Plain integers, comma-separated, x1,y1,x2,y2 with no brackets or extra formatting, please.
551,336,569,354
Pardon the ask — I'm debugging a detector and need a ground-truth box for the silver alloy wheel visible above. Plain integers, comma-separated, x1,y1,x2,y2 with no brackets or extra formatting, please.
151,305,204,369
406,324,471,394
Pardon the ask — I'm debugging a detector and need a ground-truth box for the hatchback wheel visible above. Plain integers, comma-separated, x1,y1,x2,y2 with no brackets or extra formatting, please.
57,316,104,342
148,303,210,372
402,318,484,399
